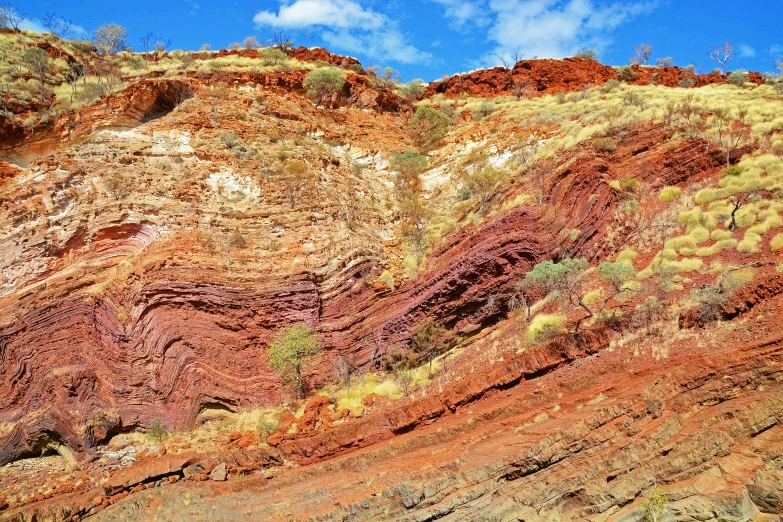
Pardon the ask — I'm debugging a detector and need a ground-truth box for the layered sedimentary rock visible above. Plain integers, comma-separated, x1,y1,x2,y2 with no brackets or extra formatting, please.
0,92,729,467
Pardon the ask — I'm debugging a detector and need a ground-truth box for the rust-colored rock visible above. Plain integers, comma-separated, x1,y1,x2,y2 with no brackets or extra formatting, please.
425,58,743,99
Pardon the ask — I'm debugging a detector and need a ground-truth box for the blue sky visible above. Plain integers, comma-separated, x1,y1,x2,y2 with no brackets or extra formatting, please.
16,0,783,81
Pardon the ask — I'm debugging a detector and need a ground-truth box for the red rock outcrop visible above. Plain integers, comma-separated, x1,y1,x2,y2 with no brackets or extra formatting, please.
424,58,755,99
0,117,729,467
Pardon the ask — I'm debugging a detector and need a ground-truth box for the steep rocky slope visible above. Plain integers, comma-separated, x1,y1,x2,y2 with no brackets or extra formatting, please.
1,34,783,521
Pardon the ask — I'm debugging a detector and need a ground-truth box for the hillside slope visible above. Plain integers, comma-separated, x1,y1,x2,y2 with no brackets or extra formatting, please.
1,31,783,521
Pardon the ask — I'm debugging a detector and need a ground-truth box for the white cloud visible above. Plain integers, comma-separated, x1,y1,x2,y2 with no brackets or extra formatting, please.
19,18,47,34
18,16,87,36
430,0,491,31
486,0,653,62
738,43,756,58
768,44,783,56
430,0,654,67
254,0,431,64
254,0,385,29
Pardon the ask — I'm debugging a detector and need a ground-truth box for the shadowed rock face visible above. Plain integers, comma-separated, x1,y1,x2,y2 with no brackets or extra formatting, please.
1,80,193,162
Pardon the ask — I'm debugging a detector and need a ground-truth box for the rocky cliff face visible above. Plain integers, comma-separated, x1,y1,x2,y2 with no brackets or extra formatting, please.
1,41,782,522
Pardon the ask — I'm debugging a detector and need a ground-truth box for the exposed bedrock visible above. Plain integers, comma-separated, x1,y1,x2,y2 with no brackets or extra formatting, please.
424,57,760,100
0,123,728,465
0,80,194,166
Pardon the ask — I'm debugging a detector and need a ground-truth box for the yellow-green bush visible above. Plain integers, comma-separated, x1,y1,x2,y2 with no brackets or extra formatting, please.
711,229,733,241
616,249,638,265
527,314,567,343
659,186,682,202
771,233,783,251
737,231,762,253
695,239,738,257
695,188,730,205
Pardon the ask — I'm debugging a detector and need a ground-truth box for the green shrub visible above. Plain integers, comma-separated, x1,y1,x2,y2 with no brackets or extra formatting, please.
410,106,450,146
259,47,287,65
303,67,346,107
727,69,748,87
473,101,495,120
397,79,426,102
527,314,567,343
771,233,783,251
243,36,261,49
724,166,743,177
655,57,672,67
379,270,395,290
622,90,646,110
350,63,363,73
659,186,682,202
594,137,617,153
267,323,322,399
179,54,195,69
617,66,637,82
601,79,621,93
148,419,168,442
574,48,597,61
678,77,696,88
257,416,278,438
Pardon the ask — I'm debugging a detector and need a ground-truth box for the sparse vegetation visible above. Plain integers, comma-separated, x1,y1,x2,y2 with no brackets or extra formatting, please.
267,323,322,399
148,418,168,442
573,48,597,61
709,41,734,73
410,106,450,146
631,44,652,65
303,67,346,107
93,23,129,54
617,66,637,82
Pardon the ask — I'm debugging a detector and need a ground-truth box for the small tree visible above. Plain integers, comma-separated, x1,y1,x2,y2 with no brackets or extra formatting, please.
93,23,129,54
92,58,123,96
243,36,261,49
0,2,24,31
267,323,322,399
709,41,734,73
642,485,667,522
410,106,450,147
727,190,758,231
148,418,168,442
303,67,346,107
631,44,652,65
391,151,430,263
260,47,287,65
42,11,73,39
397,79,426,102
21,47,49,86
465,165,504,213
655,57,672,68
574,48,597,61
369,66,401,89
140,31,161,57
204,82,227,124
281,159,314,208
777,58,783,75
272,31,294,50
525,259,636,332
710,106,750,169
634,296,667,336
617,66,637,82
726,69,747,87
